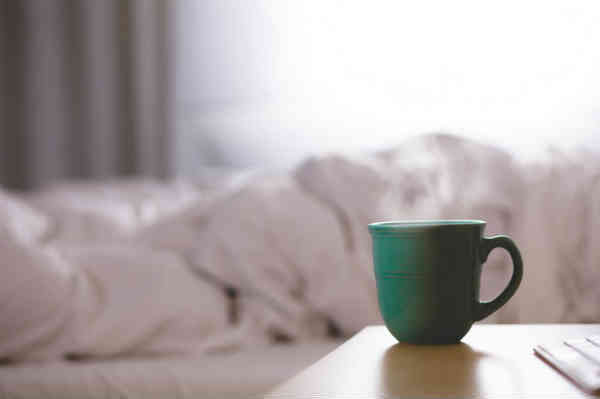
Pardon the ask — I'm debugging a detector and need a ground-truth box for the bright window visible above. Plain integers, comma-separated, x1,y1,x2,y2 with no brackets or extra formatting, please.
175,0,600,173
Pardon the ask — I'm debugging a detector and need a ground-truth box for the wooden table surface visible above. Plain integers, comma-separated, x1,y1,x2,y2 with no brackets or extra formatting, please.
265,324,600,398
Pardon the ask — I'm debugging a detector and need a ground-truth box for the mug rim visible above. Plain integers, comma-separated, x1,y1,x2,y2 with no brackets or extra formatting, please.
368,219,486,234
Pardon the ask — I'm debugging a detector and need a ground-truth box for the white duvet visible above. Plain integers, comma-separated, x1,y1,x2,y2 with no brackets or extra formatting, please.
1,134,599,362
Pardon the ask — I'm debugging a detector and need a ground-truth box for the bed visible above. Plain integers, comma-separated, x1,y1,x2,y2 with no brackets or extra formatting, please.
1,134,599,398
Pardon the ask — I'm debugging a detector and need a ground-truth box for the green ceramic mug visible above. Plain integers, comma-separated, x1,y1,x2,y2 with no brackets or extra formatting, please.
368,220,523,344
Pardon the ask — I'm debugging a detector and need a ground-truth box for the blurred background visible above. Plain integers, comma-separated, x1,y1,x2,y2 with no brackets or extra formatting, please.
1,2,600,396
1,0,600,189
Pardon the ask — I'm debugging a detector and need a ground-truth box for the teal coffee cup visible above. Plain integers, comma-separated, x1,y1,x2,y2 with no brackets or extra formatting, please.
368,220,523,344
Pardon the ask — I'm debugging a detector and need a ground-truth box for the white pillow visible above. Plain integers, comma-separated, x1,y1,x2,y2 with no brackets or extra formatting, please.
29,179,202,244
0,242,75,360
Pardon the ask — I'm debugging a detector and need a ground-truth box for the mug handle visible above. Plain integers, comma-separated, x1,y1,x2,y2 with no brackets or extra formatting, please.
474,235,523,321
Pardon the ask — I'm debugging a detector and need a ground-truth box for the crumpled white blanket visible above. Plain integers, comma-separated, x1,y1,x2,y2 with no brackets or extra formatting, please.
1,134,599,362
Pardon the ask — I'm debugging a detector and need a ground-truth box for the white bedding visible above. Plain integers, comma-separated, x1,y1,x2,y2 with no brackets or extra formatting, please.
0,340,341,399
1,133,599,366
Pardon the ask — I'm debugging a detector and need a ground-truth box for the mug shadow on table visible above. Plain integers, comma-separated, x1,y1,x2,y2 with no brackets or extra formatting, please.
380,342,519,398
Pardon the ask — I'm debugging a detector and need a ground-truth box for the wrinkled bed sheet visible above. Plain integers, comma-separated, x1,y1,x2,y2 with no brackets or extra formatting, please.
0,339,341,399
1,134,599,363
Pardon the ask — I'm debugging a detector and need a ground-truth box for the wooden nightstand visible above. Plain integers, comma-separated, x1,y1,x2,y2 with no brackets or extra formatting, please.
265,324,600,398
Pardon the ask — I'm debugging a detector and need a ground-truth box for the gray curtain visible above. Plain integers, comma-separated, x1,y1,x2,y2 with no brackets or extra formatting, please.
0,0,172,190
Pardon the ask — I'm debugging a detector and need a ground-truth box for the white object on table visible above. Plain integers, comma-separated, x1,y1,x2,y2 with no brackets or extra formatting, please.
534,340,600,393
